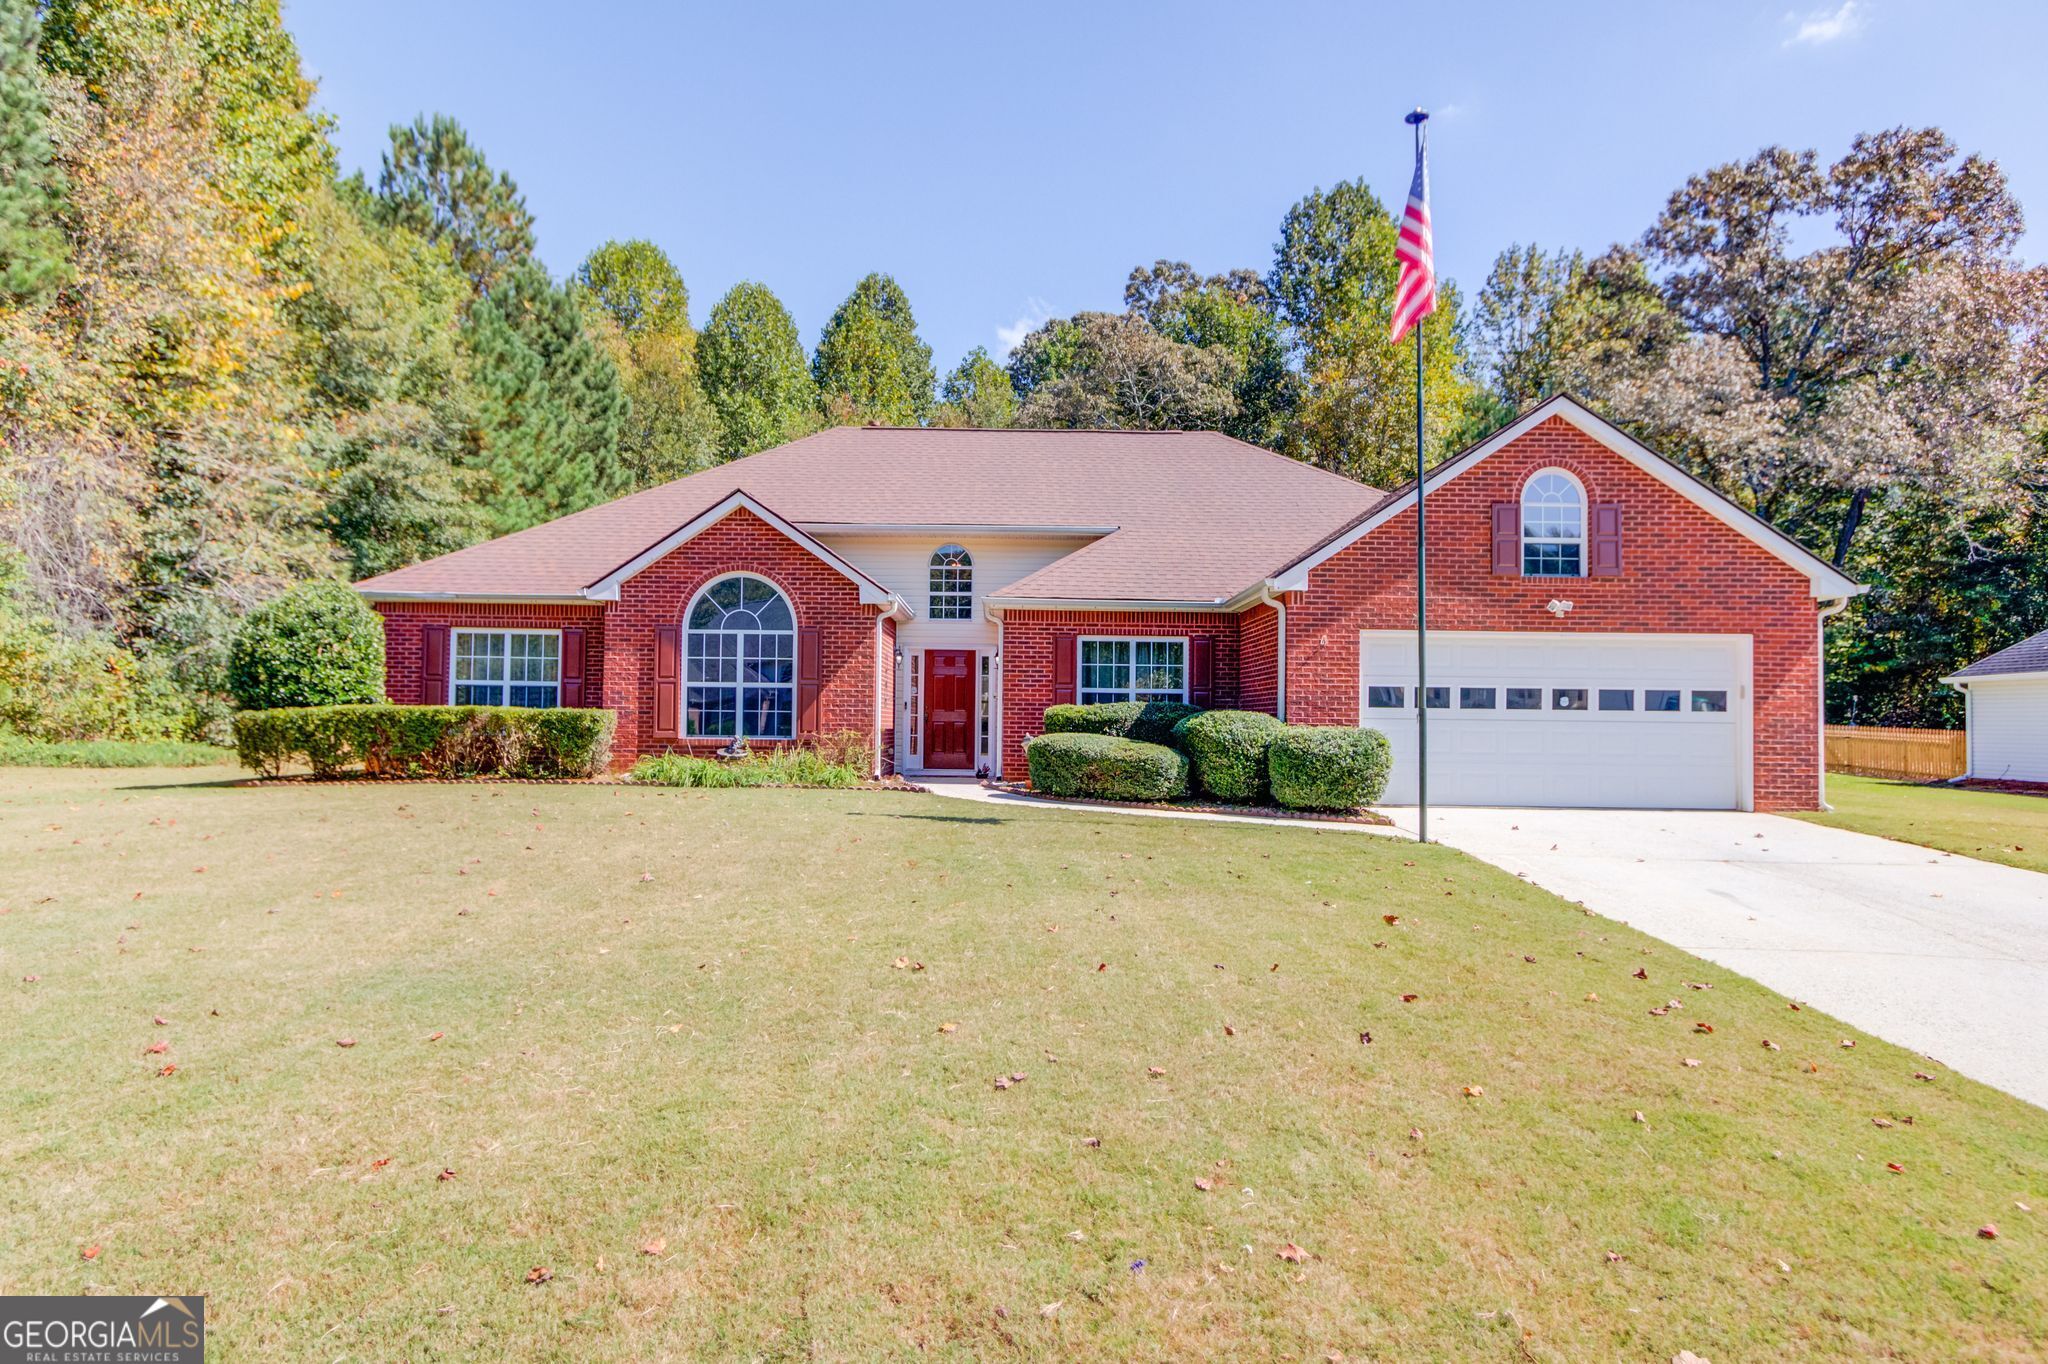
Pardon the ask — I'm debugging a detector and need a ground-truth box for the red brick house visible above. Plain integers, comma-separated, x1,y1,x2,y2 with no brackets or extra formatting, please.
355,395,1861,810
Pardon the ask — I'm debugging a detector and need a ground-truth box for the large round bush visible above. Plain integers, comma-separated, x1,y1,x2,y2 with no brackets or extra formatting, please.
1178,709,1285,803
1267,726,1392,810
1041,699,1204,749
227,582,385,710
1024,732,1188,802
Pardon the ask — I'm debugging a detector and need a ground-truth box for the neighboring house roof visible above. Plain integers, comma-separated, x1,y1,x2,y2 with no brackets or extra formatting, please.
355,426,1384,606
1944,629,2048,682
1268,394,1866,602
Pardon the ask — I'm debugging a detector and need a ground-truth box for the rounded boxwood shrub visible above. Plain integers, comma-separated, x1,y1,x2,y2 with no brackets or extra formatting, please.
1042,699,1204,749
1024,732,1189,802
227,582,384,710
1179,709,1285,803
1267,725,1392,811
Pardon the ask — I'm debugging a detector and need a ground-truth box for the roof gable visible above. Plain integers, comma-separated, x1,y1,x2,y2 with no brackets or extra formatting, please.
1268,395,1864,601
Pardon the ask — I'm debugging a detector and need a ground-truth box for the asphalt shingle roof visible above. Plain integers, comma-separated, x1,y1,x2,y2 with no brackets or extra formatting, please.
355,426,1384,605
1950,629,2048,680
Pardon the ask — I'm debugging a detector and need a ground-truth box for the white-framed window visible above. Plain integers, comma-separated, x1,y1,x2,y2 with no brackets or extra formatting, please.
929,544,972,620
1079,637,1187,705
906,652,921,757
452,630,560,707
1521,469,1585,577
685,574,795,739
978,654,992,761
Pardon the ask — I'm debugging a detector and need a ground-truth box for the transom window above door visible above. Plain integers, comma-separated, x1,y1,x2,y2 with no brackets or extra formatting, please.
685,574,795,739
1521,469,1585,577
1079,638,1186,704
452,630,559,707
928,545,972,619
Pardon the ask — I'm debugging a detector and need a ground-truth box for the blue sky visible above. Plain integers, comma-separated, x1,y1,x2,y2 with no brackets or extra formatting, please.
287,0,2045,373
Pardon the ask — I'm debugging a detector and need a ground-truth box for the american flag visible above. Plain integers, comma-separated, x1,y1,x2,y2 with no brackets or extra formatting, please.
1389,130,1436,344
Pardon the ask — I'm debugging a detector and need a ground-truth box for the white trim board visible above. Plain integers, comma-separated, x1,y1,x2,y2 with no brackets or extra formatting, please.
1268,395,1864,602
581,489,911,616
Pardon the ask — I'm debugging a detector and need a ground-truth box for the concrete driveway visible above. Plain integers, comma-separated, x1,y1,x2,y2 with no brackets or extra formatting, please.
1383,807,2048,1111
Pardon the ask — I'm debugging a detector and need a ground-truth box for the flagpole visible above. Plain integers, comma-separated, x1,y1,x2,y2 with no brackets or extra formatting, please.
1406,107,1429,845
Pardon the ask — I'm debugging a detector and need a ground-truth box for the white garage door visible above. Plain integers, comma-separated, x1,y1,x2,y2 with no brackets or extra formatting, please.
1359,631,1752,810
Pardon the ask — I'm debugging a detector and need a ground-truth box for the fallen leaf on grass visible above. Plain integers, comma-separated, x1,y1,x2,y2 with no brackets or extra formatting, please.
369,1158,391,1170
1914,1071,1934,1081
937,1022,958,1034
639,873,654,882
1461,1085,1483,1098
1146,1066,1166,1077
1408,1127,1423,1141
1096,962,1108,972
525,1266,553,1285
143,1041,168,1055
153,1016,168,1027
1382,915,1400,926
1979,1224,2000,1240
1194,1176,1215,1192
1222,1024,1235,1037
336,1037,356,1049
1682,1058,1701,1068
1886,1162,1905,1174
1761,1039,1780,1051
437,1168,457,1182
1584,992,1600,1002
1693,1023,1715,1035
81,1245,100,1261
1040,1302,1062,1319
1081,1137,1101,1148
1632,968,1648,980
1276,1243,1310,1263
1604,1250,1624,1263
639,1236,665,1256
427,1031,444,1042
1872,1117,1895,1129
1400,993,1419,1003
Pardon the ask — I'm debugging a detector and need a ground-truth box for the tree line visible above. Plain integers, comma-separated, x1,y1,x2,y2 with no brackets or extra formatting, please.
2,0,2043,742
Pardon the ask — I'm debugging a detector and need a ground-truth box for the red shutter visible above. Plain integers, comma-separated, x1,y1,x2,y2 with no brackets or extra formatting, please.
1590,502,1623,578
1051,631,1077,706
560,627,586,707
1189,636,1214,708
653,626,680,738
421,624,449,705
797,625,822,737
1491,502,1520,575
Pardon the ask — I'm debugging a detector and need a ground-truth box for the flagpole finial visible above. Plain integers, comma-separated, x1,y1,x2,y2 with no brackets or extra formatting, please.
1405,107,1429,125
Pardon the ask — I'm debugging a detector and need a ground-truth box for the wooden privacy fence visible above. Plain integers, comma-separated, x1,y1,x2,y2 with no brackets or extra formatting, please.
1824,725,1967,781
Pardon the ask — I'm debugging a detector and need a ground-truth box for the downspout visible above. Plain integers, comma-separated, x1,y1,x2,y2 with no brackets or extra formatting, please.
1816,596,1850,810
986,603,1005,779
1254,587,1288,720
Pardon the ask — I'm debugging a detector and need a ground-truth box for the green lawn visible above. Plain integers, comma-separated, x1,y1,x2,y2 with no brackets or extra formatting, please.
3,770,2043,1361
1804,773,2048,874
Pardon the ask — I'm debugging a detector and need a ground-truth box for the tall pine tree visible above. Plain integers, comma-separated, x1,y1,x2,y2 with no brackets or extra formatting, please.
0,0,69,301
377,114,534,295
462,262,627,533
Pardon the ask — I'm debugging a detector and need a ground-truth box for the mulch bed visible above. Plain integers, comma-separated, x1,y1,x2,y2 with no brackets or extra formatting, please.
1951,778,2048,798
983,780,1392,825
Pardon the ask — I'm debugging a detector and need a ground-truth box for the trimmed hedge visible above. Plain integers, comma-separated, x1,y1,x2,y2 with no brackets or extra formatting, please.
233,705,615,778
1041,699,1205,749
1268,726,1393,810
1024,732,1188,802
1179,709,1286,803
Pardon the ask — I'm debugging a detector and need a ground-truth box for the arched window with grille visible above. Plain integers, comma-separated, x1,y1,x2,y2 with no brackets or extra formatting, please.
928,544,972,619
1520,469,1586,577
685,574,795,738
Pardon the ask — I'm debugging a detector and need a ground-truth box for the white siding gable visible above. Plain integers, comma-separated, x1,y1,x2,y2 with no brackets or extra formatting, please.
1965,676,2048,782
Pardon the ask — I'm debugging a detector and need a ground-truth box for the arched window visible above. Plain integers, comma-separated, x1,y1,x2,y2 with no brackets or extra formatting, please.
929,544,972,619
685,574,795,738
1520,470,1585,577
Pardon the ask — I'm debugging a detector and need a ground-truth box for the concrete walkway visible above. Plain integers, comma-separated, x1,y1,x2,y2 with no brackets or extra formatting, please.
921,779,2048,1110
1383,806,2048,1111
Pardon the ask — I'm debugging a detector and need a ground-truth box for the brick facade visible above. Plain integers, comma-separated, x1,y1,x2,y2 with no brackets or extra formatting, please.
997,610,1242,779
370,417,1827,807
374,600,607,706
1239,601,1282,716
605,508,879,765
1281,417,1822,810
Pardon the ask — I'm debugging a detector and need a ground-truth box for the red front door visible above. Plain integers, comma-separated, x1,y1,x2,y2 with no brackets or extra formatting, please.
923,650,974,770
